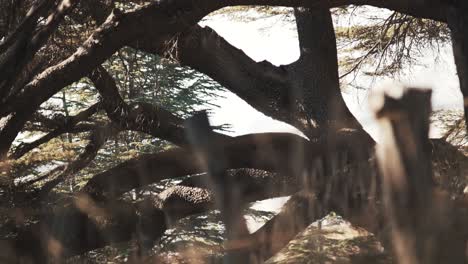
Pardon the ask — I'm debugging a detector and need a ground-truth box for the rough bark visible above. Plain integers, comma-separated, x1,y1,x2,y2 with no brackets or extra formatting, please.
0,111,31,160
0,0,54,99
447,1,468,135
0,0,78,103
77,129,374,259
240,93,468,264
81,132,316,201
138,8,368,138
241,132,378,262
0,0,450,159
8,131,466,263
290,7,362,135
172,25,294,130
0,1,215,157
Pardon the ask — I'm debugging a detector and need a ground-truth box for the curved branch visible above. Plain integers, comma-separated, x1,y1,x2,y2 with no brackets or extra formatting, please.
174,26,298,127
0,0,446,159
10,103,101,159
135,25,310,133
0,0,221,118
36,123,120,197
1,0,448,119
246,191,323,262
136,12,367,137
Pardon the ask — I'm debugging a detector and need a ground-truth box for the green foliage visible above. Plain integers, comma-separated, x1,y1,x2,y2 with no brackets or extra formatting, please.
209,6,293,22
431,110,467,150
336,8,450,80
105,47,223,117
11,47,224,192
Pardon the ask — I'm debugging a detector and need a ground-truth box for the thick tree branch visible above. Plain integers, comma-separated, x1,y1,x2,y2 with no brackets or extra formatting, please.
164,26,293,128
0,0,222,118
135,19,366,136
135,9,369,138
0,0,53,53
0,0,79,102
246,191,324,262
12,130,464,262
0,0,222,158
0,0,447,160
82,128,372,200
1,0,448,118
0,1,463,262
247,88,468,264
81,132,316,201
0,111,31,160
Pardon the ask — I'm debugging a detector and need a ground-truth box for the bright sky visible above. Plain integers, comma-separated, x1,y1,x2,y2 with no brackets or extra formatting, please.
200,8,464,139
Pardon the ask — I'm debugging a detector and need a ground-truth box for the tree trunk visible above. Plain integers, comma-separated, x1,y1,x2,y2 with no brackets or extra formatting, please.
447,2,468,134
290,7,360,135
167,7,368,140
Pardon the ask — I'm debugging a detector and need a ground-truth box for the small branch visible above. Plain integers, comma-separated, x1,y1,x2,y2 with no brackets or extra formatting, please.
37,123,120,198
11,103,101,159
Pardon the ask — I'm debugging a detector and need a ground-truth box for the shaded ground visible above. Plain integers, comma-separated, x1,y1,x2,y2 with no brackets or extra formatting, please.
265,214,391,264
